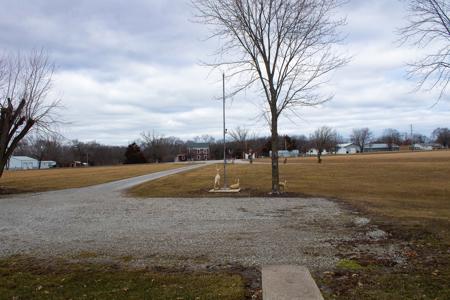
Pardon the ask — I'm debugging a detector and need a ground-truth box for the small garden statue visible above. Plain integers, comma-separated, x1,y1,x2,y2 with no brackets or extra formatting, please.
214,167,221,190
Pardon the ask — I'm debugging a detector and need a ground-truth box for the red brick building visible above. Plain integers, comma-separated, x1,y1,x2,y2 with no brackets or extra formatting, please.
187,143,209,161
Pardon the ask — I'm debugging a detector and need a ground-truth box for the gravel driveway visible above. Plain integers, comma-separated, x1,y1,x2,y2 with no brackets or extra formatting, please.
0,164,399,270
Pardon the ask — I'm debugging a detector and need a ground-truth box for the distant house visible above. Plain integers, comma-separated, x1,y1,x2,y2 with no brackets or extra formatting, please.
409,143,433,151
7,156,57,170
7,156,38,170
307,148,329,156
364,143,400,152
187,143,209,161
270,150,300,158
40,160,57,168
336,143,360,155
70,161,88,167
430,143,445,150
244,152,256,160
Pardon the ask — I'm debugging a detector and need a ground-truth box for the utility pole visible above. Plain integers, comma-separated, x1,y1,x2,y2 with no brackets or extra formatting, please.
222,73,228,189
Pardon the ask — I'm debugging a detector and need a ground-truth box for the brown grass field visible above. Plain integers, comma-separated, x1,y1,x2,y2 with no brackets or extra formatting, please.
0,163,182,194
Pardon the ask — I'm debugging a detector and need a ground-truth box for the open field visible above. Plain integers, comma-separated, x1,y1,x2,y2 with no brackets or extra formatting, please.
0,163,183,194
0,256,246,300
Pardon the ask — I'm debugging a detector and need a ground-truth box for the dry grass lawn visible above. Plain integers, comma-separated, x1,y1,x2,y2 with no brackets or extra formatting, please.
0,163,182,194
129,151,450,241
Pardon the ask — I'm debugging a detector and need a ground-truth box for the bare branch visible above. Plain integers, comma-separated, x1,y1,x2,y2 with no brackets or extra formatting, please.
0,50,60,177
399,0,450,99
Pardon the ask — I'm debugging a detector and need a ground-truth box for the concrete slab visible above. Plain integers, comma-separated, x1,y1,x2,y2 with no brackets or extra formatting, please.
262,265,324,300
208,188,241,193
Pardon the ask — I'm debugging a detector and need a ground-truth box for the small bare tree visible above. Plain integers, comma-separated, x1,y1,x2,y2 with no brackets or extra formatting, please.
229,126,249,157
0,50,59,177
380,128,403,150
399,0,450,98
310,126,335,163
193,0,347,193
25,133,62,169
350,128,372,153
432,127,450,147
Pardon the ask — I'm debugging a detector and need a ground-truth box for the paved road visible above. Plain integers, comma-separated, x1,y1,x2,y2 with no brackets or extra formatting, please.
0,164,399,270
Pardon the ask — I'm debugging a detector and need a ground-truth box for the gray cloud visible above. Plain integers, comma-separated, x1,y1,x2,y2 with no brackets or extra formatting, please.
0,0,448,145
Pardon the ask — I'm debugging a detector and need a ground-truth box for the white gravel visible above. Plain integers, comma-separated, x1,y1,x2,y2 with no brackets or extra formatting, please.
0,165,398,270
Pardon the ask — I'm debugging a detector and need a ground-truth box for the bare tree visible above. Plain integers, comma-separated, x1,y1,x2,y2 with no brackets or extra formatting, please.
193,0,347,193
0,50,59,177
380,128,403,150
310,126,336,163
229,126,249,157
432,127,450,147
192,135,216,144
26,134,60,169
141,132,184,162
350,128,372,153
399,0,450,98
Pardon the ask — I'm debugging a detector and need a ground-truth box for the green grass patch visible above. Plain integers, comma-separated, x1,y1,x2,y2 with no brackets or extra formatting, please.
0,256,246,300
336,259,363,271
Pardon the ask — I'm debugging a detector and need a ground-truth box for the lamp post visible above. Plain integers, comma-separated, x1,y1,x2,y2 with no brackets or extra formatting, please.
222,73,228,189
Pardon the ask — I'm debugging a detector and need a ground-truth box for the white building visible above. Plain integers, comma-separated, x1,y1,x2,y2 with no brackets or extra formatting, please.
364,143,400,152
244,153,256,160
307,148,329,156
6,156,56,170
336,143,360,155
7,156,39,170
270,150,300,158
40,160,57,168
410,144,433,151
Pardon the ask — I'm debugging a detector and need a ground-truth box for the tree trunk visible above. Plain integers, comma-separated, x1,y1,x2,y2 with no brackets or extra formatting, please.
317,151,322,164
0,159,7,178
271,114,280,194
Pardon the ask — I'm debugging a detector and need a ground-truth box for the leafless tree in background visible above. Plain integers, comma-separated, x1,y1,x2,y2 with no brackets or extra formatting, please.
141,131,184,163
350,127,372,153
400,0,450,98
26,134,61,169
229,126,249,157
310,126,336,163
432,127,450,147
0,50,60,177
193,0,347,193
380,128,403,150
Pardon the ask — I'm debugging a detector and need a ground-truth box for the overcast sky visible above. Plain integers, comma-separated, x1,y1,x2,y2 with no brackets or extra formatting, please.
0,0,448,145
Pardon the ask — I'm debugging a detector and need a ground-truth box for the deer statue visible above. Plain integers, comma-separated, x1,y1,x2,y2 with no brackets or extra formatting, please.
279,180,287,192
214,167,221,190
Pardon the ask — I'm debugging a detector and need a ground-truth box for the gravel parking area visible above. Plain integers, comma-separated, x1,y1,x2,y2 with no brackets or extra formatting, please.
0,166,400,270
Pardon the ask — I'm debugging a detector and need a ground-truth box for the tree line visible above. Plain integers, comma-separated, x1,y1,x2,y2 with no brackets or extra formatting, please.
13,126,450,168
